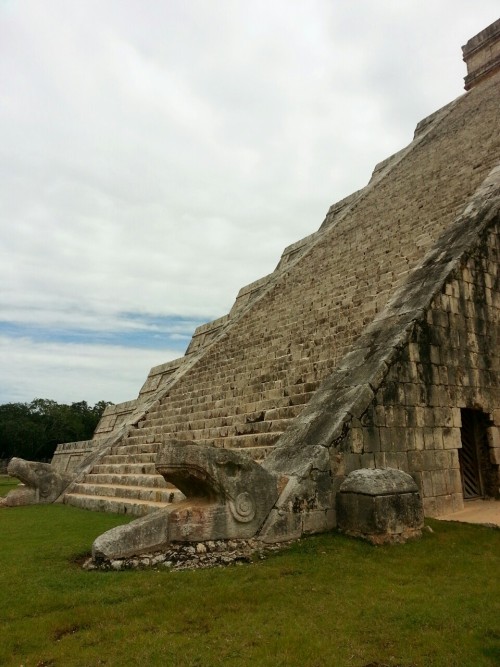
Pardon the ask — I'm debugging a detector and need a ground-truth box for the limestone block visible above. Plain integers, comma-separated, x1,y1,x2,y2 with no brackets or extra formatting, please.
413,430,426,451
421,470,434,497
447,469,463,495
259,508,303,543
423,496,438,517
435,494,455,516
93,509,170,560
302,509,336,534
336,468,424,544
431,470,448,496
443,427,461,449
362,427,381,453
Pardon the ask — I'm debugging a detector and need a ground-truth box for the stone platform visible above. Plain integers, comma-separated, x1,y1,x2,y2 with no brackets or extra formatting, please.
437,499,500,528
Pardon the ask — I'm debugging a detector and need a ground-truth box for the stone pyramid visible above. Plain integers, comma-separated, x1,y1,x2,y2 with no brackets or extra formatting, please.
9,20,499,554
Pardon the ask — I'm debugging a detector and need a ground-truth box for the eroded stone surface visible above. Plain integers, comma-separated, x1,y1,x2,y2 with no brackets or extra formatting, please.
92,440,281,558
337,468,424,544
339,468,419,496
1,458,74,506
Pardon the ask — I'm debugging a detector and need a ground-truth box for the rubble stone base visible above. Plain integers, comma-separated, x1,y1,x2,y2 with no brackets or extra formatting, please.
84,538,295,571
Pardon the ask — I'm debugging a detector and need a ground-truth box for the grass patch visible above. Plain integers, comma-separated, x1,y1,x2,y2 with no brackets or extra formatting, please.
0,506,499,666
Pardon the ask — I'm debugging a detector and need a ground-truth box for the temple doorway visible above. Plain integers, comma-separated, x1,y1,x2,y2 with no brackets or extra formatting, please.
459,409,496,500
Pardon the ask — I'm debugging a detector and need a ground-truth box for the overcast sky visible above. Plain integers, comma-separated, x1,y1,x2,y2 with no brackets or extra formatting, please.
1,1,498,406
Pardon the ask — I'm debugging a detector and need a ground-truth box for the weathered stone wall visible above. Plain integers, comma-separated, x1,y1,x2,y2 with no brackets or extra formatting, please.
349,219,499,516
51,440,99,473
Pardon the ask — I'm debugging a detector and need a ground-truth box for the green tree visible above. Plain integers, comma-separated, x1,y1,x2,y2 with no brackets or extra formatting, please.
0,399,113,461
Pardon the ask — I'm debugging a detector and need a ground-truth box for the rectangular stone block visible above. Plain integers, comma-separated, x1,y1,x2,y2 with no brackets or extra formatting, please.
435,494,455,515
343,453,362,475
451,493,464,513
423,427,435,450
408,450,424,471
363,427,381,453
395,451,409,471
413,429,425,451
379,428,395,452
360,453,375,469
302,509,336,534
422,496,438,517
443,427,461,449
421,470,434,497
431,470,448,496
423,451,440,471
373,405,386,427
447,469,463,495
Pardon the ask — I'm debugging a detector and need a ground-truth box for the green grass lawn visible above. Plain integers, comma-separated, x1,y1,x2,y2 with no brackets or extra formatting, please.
0,503,499,667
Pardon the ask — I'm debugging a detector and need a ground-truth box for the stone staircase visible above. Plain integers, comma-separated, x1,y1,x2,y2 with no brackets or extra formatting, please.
64,441,184,516
60,70,500,517
63,382,317,515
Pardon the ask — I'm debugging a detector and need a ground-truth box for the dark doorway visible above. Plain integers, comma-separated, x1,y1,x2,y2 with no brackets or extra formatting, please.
459,409,494,500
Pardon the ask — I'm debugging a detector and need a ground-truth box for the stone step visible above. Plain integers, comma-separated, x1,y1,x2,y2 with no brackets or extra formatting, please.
91,462,157,475
98,453,157,465
71,482,184,504
134,404,306,437
108,442,158,456
139,393,312,427
208,432,283,449
235,432,282,448
126,432,282,450
64,493,169,516
81,472,169,488
149,420,275,441
142,393,293,417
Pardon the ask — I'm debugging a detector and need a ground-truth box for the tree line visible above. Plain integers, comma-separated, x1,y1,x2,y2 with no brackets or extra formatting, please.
0,399,112,462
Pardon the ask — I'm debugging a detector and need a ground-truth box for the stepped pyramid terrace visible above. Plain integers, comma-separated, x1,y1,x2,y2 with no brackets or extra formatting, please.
4,20,500,557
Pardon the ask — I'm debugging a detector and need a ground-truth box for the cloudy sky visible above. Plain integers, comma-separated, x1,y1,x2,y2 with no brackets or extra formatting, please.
1,1,498,406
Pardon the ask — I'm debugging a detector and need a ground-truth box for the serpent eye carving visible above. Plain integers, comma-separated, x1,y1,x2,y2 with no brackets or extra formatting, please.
229,492,256,523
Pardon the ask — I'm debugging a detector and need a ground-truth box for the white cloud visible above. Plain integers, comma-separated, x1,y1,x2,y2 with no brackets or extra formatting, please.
0,336,178,405
0,0,498,403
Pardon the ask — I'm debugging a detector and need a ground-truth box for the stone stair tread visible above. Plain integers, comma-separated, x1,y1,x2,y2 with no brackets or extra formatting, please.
70,482,184,503
64,493,171,516
77,482,171,492
110,443,158,455
98,454,156,464
91,463,157,473
83,472,168,487
66,492,168,505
